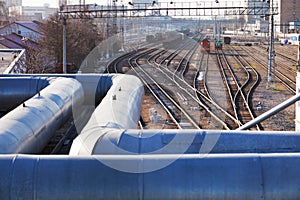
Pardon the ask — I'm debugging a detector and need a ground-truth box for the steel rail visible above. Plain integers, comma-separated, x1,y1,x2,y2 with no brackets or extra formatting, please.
129,49,201,129
239,45,296,94
148,37,234,129
215,50,240,124
227,45,261,130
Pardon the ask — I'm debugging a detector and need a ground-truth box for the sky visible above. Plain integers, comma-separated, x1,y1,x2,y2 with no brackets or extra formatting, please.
22,0,59,7
21,0,246,8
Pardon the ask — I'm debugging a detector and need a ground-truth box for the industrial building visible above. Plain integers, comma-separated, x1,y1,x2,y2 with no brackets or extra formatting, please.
3,0,22,7
276,0,300,33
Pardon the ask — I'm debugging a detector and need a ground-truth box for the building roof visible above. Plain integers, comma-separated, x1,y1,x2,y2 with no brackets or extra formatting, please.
0,38,23,49
0,50,22,74
0,33,37,49
15,21,44,35
0,21,44,35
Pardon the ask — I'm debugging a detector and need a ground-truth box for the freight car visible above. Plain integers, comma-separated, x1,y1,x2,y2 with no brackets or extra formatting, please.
224,37,231,45
146,35,155,43
215,40,223,50
200,38,210,53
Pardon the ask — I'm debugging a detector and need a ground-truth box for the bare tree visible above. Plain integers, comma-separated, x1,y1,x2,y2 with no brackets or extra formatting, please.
22,38,51,73
0,1,9,21
37,15,103,73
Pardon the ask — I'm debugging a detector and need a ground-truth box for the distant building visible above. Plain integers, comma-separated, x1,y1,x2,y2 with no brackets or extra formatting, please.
276,0,300,33
244,0,265,23
4,0,22,7
0,33,24,48
241,0,269,35
9,4,58,20
0,21,44,42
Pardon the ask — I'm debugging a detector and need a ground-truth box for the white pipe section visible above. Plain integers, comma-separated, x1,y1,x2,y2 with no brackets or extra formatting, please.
70,74,144,155
0,77,84,153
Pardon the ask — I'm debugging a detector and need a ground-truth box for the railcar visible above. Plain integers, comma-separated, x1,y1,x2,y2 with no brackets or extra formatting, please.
215,40,223,50
200,38,210,53
224,36,231,45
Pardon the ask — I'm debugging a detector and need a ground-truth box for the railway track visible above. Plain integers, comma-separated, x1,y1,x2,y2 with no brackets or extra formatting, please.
261,44,298,63
148,37,237,129
236,45,296,94
215,49,239,124
41,106,93,154
106,43,161,73
254,45,297,75
194,52,238,129
218,46,261,130
155,39,261,130
129,49,202,129
138,36,232,129
106,36,269,130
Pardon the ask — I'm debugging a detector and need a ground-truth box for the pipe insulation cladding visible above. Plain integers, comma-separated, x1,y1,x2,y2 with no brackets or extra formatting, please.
70,129,300,155
0,77,84,154
1,154,300,200
2,74,300,199
70,74,144,155
0,77,50,112
87,74,144,129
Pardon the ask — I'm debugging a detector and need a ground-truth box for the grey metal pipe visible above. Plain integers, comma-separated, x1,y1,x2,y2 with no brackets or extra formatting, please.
0,74,143,154
1,153,300,199
0,77,84,153
237,93,300,130
70,129,300,155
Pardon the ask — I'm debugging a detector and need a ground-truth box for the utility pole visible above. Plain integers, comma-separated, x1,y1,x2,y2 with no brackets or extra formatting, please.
79,0,85,9
296,34,300,131
63,18,67,74
60,0,67,73
267,0,274,84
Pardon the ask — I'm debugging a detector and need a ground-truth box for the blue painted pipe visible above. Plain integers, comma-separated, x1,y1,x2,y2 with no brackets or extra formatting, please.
0,153,300,200
71,129,300,155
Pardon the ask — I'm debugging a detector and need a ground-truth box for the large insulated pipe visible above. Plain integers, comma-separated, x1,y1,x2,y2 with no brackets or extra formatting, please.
89,74,144,129
0,77,49,112
0,74,119,106
1,153,300,199
70,74,144,154
70,129,300,155
70,74,298,155
0,77,84,153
